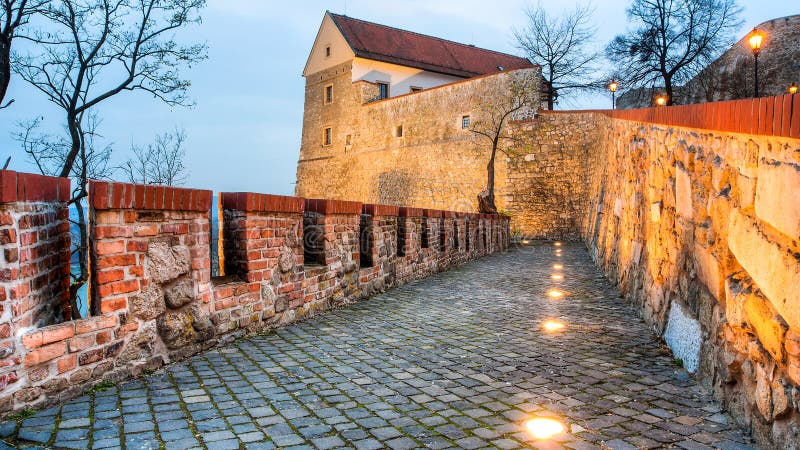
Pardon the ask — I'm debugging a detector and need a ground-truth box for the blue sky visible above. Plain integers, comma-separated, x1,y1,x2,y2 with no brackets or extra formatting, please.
0,0,795,195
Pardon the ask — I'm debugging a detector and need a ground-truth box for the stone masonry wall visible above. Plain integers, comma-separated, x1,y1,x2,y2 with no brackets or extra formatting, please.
0,176,509,415
296,66,542,212
506,112,600,240
584,115,800,448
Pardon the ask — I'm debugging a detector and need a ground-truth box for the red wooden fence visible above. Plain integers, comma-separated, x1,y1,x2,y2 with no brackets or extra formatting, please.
540,94,800,139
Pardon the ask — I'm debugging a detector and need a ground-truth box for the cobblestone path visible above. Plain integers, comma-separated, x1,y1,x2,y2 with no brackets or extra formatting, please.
0,242,753,449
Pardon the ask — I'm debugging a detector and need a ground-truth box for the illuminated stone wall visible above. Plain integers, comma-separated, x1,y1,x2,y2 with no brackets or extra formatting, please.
584,115,800,447
295,65,542,213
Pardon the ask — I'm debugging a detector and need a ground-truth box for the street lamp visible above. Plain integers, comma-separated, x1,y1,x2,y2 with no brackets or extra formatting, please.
790,82,798,95
655,95,668,107
608,80,619,110
749,28,764,97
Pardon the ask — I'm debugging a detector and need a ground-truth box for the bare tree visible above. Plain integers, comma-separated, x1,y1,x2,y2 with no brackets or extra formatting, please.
123,128,189,186
0,0,47,108
16,113,113,317
607,0,742,105
470,71,539,213
13,0,206,319
514,2,599,110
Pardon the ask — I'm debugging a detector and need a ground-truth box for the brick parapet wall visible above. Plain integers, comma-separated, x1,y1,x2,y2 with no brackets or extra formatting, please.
583,115,800,447
0,171,71,407
0,177,509,415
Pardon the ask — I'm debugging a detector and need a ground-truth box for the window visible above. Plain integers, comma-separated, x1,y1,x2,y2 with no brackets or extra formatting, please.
325,46,331,57
377,82,389,99
345,134,352,146
395,125,403,138
324,84,333,104
410,86,422,93
462,115,471,129
323,127,332,146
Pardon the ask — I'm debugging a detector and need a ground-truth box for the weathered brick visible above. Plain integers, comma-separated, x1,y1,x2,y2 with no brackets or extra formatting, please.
25,342,66,367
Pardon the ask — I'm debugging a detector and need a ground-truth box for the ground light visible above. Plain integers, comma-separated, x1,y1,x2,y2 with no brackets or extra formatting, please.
554,242,562,247
551,274,564,280
547,289,564,298
553,264,563,269
542,320,565,332
525,417,565,439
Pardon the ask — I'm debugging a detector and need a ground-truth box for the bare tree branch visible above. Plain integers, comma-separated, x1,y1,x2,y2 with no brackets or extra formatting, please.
606,0,742,105
514,1,599,109
123,128,189,186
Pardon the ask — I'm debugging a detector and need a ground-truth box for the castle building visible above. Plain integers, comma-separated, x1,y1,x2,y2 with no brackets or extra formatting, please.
295,12,543,212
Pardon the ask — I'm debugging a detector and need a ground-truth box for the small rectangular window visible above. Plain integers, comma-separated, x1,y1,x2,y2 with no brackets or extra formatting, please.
462,115,471,129
395,125,403,138
323,127,332,146
378,82,389,99
325,46,331,57
324,85,333,104
345,134,352,146
410,86,422,93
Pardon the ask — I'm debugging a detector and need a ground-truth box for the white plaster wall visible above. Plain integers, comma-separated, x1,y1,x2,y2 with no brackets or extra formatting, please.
663,300,702,373
303,15,355,77
351,58,462,97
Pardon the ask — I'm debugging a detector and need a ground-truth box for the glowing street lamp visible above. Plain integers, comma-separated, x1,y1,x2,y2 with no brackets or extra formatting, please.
608,80,619,110
790,82,798,95
749,28,764,97
655,95,668,107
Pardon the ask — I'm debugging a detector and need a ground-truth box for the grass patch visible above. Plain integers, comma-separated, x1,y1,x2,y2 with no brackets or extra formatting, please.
7,408,36,422
673,357,684,368
89,380,116,393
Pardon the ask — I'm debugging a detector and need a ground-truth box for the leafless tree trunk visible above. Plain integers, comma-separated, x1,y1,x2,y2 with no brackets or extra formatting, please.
13,0,206,319
471,71,539,213
0,0,46,109
123,128,189,186
514,2,599,109
606,0,742,105
16,113,113,317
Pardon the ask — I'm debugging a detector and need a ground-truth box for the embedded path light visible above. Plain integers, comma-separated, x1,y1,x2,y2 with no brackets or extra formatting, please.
547,289,564,298
542,320,566,332
525,417,566,439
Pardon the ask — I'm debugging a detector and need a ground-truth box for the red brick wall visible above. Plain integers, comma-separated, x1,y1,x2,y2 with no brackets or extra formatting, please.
0,176,510,415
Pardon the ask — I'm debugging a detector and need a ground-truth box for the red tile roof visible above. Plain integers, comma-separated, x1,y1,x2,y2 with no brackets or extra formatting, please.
329,13,535,78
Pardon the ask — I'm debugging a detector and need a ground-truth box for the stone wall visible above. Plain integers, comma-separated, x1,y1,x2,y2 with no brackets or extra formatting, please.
0,175,509,415
583,114,800,448
296,66,542,212
505,112,600,240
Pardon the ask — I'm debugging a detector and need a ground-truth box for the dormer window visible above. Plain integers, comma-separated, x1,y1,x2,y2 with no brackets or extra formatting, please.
377,82,389,100
497,66,504,71
410,86,422,93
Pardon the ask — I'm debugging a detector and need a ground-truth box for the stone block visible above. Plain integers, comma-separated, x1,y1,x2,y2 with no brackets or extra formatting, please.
755,161,800,239
663,301,702,373
693,244,724,301
728,208,800,330
743,290,788,362
675,165,693,220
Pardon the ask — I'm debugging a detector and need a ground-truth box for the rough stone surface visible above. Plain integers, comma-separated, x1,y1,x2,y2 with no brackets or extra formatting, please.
584,115,800,448
163,277,195,309
130,285,165,321
146,241,191,284
0,244,753,449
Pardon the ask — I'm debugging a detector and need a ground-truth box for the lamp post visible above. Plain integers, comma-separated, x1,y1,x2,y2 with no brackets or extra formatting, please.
608,80,619,110
749,28,764,97
790,82,798,95
655,95,667,107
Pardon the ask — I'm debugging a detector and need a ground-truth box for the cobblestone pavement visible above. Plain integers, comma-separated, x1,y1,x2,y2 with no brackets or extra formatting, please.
0,242,754,449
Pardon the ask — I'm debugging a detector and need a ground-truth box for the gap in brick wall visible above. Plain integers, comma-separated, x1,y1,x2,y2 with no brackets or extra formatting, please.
69,201,90,320
210,194,222,277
